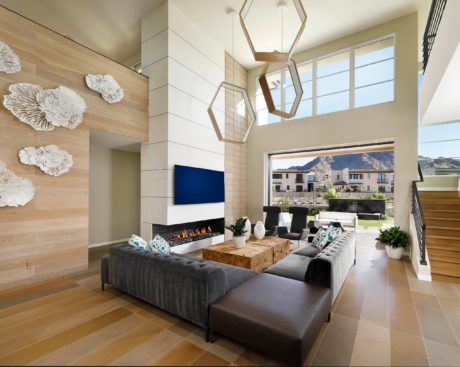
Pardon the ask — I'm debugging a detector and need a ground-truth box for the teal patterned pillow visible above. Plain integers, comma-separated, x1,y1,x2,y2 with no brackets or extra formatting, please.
326,225,342,242
128,235,149,251
148,235,170,255
312,228,328,250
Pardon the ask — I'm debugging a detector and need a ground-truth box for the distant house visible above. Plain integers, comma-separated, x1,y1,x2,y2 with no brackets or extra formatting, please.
272,169,317,192
331,169,394,193
273,168,394,193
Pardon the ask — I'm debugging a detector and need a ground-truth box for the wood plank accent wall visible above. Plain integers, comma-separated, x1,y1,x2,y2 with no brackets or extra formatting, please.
0,6,149,290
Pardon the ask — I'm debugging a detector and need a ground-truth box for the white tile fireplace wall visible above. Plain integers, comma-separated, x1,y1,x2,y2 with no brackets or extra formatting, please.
140,1,225,238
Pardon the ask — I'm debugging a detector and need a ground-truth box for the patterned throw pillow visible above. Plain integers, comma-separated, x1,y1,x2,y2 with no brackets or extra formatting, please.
128,235,149,251
312,228,328,250
148,235,170,255
326,224,342,243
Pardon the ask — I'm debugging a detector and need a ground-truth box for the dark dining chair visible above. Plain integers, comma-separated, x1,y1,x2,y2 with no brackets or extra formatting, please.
251,206,281,236
277,207,309,243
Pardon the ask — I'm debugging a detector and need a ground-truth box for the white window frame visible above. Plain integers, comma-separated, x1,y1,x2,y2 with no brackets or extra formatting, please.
255,34,396,126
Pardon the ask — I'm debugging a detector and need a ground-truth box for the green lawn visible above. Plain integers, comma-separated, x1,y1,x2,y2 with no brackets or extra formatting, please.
358,218,391,229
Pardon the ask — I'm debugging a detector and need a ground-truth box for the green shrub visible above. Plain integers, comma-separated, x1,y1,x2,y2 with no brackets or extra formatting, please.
281,196,291,212
372,193,386,200
376,226,409,249
324,187,340,200
309,207,321,216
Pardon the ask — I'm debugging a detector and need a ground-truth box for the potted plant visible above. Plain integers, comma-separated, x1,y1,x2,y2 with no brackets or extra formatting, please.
376,226,409,259
226,217,248,249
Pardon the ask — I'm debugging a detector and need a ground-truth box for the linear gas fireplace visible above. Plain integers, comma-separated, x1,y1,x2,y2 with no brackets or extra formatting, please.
152,218,225,251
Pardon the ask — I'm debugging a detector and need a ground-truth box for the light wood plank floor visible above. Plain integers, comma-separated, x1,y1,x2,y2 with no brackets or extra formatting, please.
1,234,460,366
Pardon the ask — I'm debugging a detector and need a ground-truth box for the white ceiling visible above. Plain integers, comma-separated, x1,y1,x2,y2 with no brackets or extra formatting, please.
0,0,430,69
90,130,141,153
0,0,164,66
174,0,431,68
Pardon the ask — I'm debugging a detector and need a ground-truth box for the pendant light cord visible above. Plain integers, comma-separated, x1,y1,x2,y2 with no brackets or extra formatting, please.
281,6,284,52
231,13,236,136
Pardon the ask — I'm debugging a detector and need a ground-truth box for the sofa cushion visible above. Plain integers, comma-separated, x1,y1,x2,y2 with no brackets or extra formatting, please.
319,211,355,220
209,273,331,365
294,245,321,258
128,234,150,251
148,234,170,255
264,254,311,281
312,228,328,250
207,260,257,290
279,232,301,241
325,224,342,242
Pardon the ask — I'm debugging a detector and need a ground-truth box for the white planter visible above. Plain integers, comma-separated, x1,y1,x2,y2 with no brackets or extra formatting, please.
254,221,266,240
233,236,246,249
385,245,403,260
243,217,251,240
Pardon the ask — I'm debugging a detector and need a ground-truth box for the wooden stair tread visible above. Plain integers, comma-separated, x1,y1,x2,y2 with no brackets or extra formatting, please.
430,261,460,278
425,217,460,221
426,234,458,240
426,225,460,230
420,192,460,196
424,209,460,213
428,253,460,264
427,244,460,252
431,274,460,285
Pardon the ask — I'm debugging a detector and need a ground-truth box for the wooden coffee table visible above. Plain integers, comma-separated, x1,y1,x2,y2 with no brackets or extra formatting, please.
202,237,290,272
248,236,290,263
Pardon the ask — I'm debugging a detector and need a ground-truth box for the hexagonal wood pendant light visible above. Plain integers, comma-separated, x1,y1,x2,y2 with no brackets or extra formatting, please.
240,0,307,62
259,59,303,118
208,82,256,144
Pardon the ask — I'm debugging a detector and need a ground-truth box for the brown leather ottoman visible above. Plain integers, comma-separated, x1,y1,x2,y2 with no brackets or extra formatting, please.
209,273,331,365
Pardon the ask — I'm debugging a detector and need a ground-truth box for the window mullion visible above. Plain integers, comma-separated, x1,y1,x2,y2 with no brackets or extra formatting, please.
350,47,355,109
281,68,286,122
312,60,317,116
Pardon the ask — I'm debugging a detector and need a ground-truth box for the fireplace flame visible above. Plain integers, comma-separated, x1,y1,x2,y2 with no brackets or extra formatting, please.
171,225,213,241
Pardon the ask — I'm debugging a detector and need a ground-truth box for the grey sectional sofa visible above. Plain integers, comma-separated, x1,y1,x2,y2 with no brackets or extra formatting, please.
101,244,256,329
264,231,356,302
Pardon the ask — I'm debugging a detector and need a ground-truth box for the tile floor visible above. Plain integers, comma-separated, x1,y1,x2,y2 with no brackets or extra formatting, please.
1,232,460,366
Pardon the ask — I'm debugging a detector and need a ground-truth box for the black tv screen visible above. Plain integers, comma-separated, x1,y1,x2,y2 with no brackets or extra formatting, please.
174,165,225,205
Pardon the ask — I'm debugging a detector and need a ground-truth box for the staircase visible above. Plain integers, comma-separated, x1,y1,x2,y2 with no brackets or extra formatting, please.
420,191,460,282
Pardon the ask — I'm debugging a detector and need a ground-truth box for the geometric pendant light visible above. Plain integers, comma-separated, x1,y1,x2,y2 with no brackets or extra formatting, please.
259,58,303,118
240,0,307,63
208,82,256,144
207,9,257,144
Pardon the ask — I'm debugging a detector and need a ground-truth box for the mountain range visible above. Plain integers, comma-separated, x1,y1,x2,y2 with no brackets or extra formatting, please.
289,152,394,172
287,151,460,173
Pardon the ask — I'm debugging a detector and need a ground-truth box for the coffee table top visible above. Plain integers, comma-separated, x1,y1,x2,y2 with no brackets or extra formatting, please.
248,236,289,248
203,241,270,258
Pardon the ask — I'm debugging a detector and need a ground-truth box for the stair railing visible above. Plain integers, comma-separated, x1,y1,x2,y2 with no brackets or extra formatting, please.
412,163,427,265
423,0,448,72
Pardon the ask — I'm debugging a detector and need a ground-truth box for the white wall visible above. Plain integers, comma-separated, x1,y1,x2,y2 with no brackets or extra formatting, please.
247,14,419,230
89,142,112,244
420,0,460,125
140,1,225,236
89,142,140,245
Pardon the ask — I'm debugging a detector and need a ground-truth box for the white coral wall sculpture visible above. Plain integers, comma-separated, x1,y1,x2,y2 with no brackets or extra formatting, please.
3,83,87,131
85,74,124,103
0,41,21,74
0,160,35,207
19,144,73,177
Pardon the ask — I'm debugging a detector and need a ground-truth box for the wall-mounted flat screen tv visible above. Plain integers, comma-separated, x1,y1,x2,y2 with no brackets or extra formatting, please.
174,165,225,205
